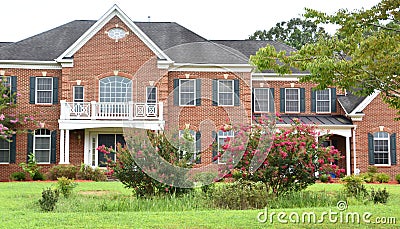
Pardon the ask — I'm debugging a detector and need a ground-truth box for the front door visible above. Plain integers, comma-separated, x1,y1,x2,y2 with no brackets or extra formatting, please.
97,134,126,167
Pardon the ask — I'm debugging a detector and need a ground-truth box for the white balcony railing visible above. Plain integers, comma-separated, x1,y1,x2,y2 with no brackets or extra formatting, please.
60,100,163,121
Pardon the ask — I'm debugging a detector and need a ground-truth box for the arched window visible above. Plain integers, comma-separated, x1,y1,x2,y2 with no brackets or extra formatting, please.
99,76,132,102
34,129,51,163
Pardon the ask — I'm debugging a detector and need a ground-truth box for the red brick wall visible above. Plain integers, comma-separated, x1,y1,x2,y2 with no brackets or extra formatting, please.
0,69,61,181
353,94,400,179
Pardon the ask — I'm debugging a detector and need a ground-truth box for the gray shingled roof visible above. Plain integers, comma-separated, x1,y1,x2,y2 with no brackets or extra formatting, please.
0,20,96,61
0,42,12,48
212,40,307,73
337,90,367,114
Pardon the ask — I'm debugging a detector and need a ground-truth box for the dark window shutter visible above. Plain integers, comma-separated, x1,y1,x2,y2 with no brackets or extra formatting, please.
212,131,217,163
52,77,59,104
11,76,17,104
27,130,33,162
368,133,374,165
311,88,316,112
173,79,179,106
10,134,16,163
29,77,35,104
196,131,201,164
330,88,337,112
390,133,397,165
195,79,201,106
251,88,255,114
234,79,240,106
212,80,218,106
280,88,285,113
269,88,275,113
300,88,305,112
51,130,57,164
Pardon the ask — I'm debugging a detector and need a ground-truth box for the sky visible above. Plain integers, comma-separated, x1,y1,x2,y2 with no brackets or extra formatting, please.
0,0,381,42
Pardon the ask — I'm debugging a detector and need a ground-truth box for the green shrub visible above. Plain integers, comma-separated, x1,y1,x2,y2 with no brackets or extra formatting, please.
32,172,45,181
208,180,268,210
360,172,375,183
56,177,77,198
367,166,378,174
319,174,329,183
38,187,59,211
10,172,26,181
19,153,40,180
370,188,389,204
47,165,78,180
375,173,390,183
395,174,400,184
76,164,107,181
341,175,368,198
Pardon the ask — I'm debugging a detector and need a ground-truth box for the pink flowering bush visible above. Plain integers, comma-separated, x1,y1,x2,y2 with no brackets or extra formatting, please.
101,128,195,197
0,77,37,140
218,114,344,197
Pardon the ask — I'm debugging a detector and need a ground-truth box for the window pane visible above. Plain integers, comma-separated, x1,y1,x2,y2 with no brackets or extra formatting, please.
0,139,9,163
37,91,52,104
218,80,233,93
254,88,269,112
316,101,330,112
146,87,157,103
35,137,50,150
179,80,195,106
35,150,50,163
99,76,132,103
37,78,52,90
219,93,233,106
74,86,84,102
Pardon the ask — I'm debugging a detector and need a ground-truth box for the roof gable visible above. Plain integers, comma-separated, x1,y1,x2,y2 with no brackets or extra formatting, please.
56,5,170,62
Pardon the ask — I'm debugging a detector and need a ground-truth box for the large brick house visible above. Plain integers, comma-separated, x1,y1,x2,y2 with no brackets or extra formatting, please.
0,5,398,180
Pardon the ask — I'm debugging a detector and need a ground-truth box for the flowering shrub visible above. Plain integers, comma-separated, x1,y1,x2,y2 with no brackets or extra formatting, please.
0,76,37,140
218,114,344,197
102,128,195,197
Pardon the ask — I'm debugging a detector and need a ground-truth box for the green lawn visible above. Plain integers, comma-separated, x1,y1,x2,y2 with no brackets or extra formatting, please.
0,181,399,228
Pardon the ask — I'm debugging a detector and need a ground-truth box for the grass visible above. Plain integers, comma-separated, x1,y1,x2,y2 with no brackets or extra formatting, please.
0,181,399,228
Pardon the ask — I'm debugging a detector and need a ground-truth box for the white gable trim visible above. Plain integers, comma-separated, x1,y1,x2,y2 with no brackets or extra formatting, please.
55,5,170,62
350,90,380,115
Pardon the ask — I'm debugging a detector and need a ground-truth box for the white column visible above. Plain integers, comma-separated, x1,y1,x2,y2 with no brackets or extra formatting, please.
65,129,70,164
353,128,357,174
59,129,65,164
346,136,351,176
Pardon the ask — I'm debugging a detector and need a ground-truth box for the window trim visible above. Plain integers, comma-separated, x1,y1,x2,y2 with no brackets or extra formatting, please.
146,86,157,103
316,88,331,114
285,88,300,113
254,88,271,113
34,129,51,164
0,138,10,164
179,79,196,106
218,80,234,106
373,132,391,166
35,77,53,105
217,130,234,164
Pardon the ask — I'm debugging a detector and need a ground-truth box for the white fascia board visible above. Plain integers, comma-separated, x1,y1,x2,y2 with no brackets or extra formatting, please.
276,123,356,137
0,60,61,69
56,5,171,62
350,90,380,115
170,63,253,72
251,73,302,81
157,60,174,69
58,119,164,130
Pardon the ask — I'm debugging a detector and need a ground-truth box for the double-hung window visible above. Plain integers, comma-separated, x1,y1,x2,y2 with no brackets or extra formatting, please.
316,89,331,113
0,138,10,163
217,130,234,164
36,77,53,104
254,88,271,113
179,79,195,106
285,88,300,113
373,132,390,165
218,80,234,106
34,129,51,164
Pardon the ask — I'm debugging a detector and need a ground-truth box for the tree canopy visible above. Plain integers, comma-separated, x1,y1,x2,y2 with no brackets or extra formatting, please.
250,0,400,117
248,17,329,50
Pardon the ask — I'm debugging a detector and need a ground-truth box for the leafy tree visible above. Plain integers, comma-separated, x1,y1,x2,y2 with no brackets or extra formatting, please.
217,115,344,197
248,17,329,50
250,0,400,118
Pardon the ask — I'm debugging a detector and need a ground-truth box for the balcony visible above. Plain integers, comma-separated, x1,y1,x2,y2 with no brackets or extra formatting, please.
59,100,164,130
